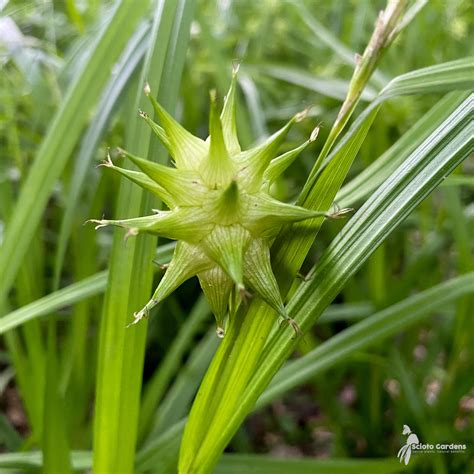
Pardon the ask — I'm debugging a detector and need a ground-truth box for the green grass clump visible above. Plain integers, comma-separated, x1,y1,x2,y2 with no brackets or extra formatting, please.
0,1,472,473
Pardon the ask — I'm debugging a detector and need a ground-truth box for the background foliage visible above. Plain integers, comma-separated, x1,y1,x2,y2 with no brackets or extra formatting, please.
0,0,472,473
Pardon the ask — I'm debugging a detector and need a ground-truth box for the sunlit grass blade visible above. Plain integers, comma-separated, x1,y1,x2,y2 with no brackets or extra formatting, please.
378,56,474,98
0,451,92,471
92,1,196,471
0,244,175,336
0,273,106,336
215,454,405,474
260,64,377,101
290,1,388,88
0,450,406,474
307,59,474,194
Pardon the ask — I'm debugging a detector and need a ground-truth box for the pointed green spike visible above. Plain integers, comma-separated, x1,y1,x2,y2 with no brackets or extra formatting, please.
89,214,164,230
131,243,212,325
129,243,210,325
144,84,208,169
263,141,308,187
239,110,308,191
138,109,171,152
264,126,319,185
89,207,213,243
198,266,234,337
220,64,241,155
199,90,235,187
244,193,328,235
211,180,241,224
150,242,212,306
201,224,250,288
99,156,175,208
228,284,241,320
117,148,207,206
243,239,286,317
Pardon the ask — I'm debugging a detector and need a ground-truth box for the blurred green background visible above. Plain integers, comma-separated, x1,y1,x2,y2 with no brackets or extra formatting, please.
0,0,473,473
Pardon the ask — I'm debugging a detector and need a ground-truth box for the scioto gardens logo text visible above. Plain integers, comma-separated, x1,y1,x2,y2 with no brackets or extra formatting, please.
397,424,467,465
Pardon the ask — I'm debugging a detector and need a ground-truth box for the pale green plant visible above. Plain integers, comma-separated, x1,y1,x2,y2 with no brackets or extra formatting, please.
0,1,472,473
90,70,350,336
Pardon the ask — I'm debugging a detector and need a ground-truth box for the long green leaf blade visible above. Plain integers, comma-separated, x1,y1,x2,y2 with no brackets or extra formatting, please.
216,454,405,474
336,91,470,207
0,244,174,335
92,1,196,472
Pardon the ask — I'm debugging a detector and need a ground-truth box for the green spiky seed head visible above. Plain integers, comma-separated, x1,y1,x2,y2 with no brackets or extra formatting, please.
91,67,348,337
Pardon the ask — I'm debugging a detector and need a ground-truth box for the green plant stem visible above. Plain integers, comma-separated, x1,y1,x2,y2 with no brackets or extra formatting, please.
301,0,407,198
138,297,210,442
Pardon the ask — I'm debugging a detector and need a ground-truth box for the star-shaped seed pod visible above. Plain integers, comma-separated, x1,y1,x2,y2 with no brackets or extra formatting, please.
90,66,351,337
